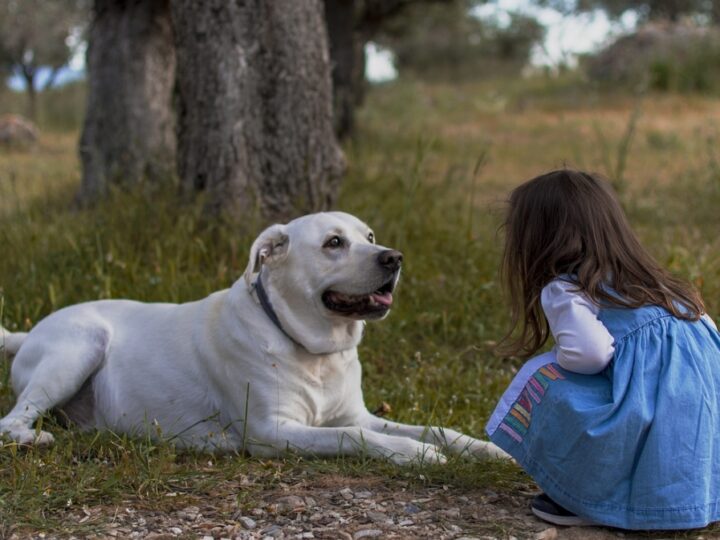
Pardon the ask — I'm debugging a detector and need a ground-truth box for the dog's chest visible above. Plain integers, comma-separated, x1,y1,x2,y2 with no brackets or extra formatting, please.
292,350,360,425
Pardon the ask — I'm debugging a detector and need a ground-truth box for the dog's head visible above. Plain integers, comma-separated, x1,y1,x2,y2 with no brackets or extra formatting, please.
242,212,402,354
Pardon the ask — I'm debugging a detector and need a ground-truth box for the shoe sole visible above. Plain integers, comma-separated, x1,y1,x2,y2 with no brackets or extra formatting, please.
531,506,594,527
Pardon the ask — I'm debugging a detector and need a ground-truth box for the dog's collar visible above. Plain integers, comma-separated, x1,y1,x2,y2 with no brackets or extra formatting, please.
254,271,301,347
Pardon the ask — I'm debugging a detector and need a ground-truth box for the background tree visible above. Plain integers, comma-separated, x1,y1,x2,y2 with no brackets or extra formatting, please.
539,0,713,22
171,0,345,220
324,0,453,139
0,0,88,120
78,0,175,204
375,1,544,80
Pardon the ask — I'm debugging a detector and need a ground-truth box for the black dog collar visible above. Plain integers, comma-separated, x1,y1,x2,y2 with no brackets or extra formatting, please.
254,271,301,347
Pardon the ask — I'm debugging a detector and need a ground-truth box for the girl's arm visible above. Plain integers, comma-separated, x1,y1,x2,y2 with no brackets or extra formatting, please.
541,279,615,375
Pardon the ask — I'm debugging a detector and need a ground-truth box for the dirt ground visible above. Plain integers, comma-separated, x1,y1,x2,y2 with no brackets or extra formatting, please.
8,475,718,540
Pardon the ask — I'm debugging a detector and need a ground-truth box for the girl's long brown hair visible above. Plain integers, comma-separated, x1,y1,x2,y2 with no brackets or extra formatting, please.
498,169,705,359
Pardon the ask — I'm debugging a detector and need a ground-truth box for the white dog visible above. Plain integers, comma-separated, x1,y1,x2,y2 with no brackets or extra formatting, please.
0,212,506,464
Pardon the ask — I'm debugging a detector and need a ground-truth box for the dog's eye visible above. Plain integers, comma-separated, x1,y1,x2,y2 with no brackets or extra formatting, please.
367,232,375,244
324,236,344,249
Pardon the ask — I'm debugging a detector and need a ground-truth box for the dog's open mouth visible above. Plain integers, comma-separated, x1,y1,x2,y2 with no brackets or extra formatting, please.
322,277,396,318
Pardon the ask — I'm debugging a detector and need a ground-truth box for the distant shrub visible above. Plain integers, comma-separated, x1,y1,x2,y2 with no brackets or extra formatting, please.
587,22,720,93
0,80,86,132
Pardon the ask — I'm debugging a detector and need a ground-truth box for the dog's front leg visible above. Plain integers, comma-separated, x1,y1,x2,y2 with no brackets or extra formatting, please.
358,412,511,460
247,420,447,465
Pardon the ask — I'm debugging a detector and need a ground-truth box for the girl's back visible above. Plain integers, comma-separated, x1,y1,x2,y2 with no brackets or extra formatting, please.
489,169,720,530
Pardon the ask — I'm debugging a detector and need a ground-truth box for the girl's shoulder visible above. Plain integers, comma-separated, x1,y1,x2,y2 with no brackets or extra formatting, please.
540,277,599,315
541,276,589,303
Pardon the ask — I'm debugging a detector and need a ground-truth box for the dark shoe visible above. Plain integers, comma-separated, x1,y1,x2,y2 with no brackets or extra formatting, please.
531,493,593,527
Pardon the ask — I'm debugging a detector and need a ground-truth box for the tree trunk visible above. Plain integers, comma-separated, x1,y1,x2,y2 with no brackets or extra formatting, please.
323,0,438,140
78,0,176,204
43,67,61,91
21,66,37,122
171,0,345,220
324,0,366,139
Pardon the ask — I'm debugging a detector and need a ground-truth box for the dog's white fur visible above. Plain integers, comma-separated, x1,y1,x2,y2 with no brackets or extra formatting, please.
0,212,507,464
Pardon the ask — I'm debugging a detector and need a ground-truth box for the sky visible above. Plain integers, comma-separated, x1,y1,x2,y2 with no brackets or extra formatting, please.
9,1,639,90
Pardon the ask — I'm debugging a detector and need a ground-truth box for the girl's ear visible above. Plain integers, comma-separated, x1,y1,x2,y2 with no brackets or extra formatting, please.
243,224,289,288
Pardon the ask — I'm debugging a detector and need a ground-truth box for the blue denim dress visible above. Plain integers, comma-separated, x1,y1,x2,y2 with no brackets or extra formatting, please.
486,304,720,529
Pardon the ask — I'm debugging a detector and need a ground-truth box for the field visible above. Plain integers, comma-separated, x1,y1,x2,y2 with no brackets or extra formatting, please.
1,77,720,538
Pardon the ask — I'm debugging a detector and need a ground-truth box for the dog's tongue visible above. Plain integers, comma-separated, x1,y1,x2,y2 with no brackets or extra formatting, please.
371,291,393,306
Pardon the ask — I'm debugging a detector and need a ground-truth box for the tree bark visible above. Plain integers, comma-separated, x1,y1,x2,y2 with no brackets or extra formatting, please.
171,0,345,220
78,0,176,204
324,0,366,139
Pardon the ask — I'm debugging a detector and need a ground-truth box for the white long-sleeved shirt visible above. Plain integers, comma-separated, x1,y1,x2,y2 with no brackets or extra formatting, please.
540,279,615,375
541,279,718,375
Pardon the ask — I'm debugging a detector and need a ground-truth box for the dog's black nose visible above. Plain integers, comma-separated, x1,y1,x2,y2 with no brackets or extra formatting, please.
377,249,403,271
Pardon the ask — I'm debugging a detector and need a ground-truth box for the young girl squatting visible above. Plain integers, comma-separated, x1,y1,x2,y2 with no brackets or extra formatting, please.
486,169,720,529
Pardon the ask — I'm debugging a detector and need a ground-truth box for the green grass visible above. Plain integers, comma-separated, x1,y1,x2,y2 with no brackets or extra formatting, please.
2,77,720,535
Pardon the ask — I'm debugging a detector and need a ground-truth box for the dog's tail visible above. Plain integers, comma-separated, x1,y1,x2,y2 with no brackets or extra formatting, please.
0,326,27,357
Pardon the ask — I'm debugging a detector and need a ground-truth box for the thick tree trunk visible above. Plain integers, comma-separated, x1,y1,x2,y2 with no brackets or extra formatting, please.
171,0,345,220
324,0,366,140
78,0,175,204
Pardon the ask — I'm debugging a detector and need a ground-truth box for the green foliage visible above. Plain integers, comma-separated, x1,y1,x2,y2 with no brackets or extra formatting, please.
374,1,544,81
539,0,714,22
588,24,720,94
0,0,88,119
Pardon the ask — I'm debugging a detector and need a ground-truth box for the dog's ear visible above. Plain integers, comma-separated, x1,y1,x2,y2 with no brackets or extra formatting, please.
243,224,289,288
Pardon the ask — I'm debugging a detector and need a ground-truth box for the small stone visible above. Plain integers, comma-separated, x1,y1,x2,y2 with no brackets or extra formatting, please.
534,528,558,540
239,517,257,530
353,530,383,539
339,488,354,500
169,528,183,536
354,490,372,499
440,508,461,519
404,503,421,514
366,511,388,523
276,495,305,512
262,524,283,538
398,520,414,526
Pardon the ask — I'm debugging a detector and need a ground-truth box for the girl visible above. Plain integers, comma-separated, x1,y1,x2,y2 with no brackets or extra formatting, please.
486,169,720,529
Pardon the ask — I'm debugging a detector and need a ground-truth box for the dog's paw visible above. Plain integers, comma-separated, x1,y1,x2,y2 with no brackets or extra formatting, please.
387,443,447,466
470,440,515,462
0,421,55,446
